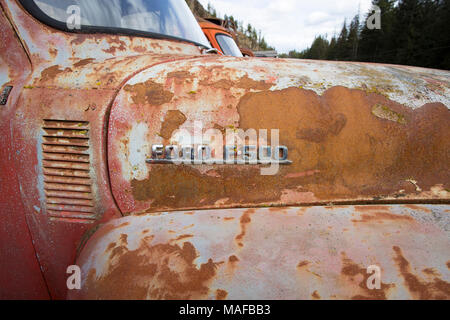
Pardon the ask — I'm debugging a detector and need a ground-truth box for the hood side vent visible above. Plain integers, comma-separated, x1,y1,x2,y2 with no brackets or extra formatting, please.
42,120,96,221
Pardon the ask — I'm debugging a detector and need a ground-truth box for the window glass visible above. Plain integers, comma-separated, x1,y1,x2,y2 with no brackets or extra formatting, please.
30,0,210,46
216,34,243,57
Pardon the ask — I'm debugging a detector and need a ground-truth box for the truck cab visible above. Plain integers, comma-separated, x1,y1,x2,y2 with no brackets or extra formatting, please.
0,0,449,300
198,17,245,57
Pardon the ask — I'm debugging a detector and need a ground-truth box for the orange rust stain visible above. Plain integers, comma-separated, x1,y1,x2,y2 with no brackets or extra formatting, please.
151,43,163,50
235,209,254,247
341,253,394,300
119,234,128,245
106,242,116,251
226,255,239,276
142,229,150,234
48,48,58,58
403,205,432,213
167,71,193,79
199,75,272,91
160,110,187,140
354,206,390,212
237,87,449,201
269,207,284,212
325,205,348,209
124,80,174,106
184,212,194,215
73,58,95,68
447,261,450,269
223,217,235,221
133,45,147,53
78,241,221,300
352,211,413,224
393,246,450,299
40,65,72,82
173,234,193,241
102,41,126,54
131,165,297,209
216,289,228,300
422,268,440,276
297,261,310,269
311,291,321,300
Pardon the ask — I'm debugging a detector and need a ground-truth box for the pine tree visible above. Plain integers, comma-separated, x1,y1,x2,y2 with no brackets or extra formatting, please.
335,21,349,60
358,0,396,62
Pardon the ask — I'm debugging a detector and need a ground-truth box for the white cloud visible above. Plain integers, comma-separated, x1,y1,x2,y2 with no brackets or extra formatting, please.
197,0,373,53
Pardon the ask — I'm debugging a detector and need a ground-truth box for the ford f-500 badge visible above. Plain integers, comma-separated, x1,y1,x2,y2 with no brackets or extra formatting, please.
146,145,292,165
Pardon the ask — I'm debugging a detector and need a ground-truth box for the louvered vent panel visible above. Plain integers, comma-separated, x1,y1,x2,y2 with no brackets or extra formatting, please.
42,120,95,221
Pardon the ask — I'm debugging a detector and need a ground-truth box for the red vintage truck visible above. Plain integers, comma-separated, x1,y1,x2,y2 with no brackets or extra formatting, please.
0,0,449,300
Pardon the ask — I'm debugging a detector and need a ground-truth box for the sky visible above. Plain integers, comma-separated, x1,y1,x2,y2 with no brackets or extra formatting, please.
198,0,373,54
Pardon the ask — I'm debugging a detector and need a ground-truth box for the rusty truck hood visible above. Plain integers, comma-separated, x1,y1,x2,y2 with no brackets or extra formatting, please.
107,56,450,215
69,204,450,300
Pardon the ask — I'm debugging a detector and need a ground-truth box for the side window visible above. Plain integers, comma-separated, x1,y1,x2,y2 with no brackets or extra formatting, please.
215,33,243,57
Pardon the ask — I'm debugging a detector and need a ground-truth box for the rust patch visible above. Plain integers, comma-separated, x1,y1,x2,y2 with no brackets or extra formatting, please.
352,211,413,223
133,46,147,53
403,205,432,213
422,268,440,276
393,246,450,299
160,110,187,140
80,241,221,299
73,58,95,68
102,40,126,54
297,261,310,269
237,86,449,202
124,80,174,106
355,206,390,212
200,75,272,91
311,291,321,300
167,71,193,79
223,217,235,221
106,242,116,251
235,209,254,247
131,165,295,209
173,234,193,241
229,255,239,263
341,253,394,300
216,289,228,300
269,207,285,212
40,65,72,82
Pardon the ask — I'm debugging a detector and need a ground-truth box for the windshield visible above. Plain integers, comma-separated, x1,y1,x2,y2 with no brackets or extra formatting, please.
27,0,210,47
216,34,243,57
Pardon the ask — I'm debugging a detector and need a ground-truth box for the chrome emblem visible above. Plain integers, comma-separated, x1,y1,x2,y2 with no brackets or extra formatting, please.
146,145,292,165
